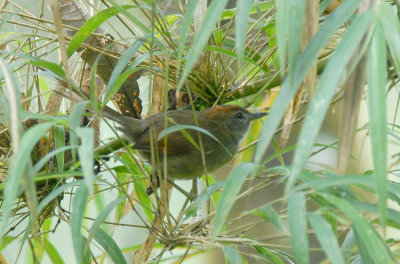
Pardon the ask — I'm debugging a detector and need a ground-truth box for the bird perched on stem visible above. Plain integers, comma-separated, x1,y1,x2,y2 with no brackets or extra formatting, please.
102,104,266,194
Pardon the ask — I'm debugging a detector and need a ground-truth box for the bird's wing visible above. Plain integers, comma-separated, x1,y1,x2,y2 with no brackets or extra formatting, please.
133,111,208,155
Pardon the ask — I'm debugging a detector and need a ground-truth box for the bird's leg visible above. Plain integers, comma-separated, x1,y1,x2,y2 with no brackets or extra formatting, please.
146,174,160,195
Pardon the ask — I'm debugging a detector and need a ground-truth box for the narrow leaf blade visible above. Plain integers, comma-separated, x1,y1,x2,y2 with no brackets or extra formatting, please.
367,19,388,231
308,213,345,264
288,192,309,264
212,163,255,237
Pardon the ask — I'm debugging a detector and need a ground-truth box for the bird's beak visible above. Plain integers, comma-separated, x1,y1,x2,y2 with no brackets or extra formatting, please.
250,112,268,120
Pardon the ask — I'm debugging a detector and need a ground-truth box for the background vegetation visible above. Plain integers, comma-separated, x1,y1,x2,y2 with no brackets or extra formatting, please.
1,0,400,263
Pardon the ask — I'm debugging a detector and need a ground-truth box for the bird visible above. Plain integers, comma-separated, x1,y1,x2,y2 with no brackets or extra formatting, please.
102,104,267,194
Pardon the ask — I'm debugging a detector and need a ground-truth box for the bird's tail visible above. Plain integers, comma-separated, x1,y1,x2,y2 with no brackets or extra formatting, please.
101,106,145,141
101,106,130,124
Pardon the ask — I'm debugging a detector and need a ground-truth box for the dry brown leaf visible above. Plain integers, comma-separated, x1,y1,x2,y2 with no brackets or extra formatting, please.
279,88,303,149
325,0,342,14
0,253,7,264
279,0,319,149
337,2,373,174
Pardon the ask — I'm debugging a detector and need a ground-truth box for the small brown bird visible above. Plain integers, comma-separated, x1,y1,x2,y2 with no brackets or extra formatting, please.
102,105,266,191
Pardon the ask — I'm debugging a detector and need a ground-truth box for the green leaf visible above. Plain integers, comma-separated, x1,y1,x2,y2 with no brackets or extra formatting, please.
0,236,15,251
0,50,65,78
177,0,230,90
0,122,54,245
213,163,255,237
44,238,65,264
367,19,388,231
182,181,224,223
252,204,285,231
203,46,269,75
117,152,153,221
33,146,76,174
322,193,394,263
275,0,288,73
235,0,251,67
288,192,309,264
176,0,201,66
223,246,243,264
71,184,89,263
76,127,95,193
106,0,150,34
55,125,65,172
157,124,227,154
86,197,125,254
201,174,221,208
67,5,136,57
103,39,145,103
287,10,375,193
253,246,284,264
295,173,400,203
213,29,223,46
341,229,355,262
353,202,400,230
38,180,82,214
287,0,305,72
89,56,100,112
92,228,127,264
308,213,345,264
254,0,365,166
380,2,400,73
131,176,153,222
353,227,374,263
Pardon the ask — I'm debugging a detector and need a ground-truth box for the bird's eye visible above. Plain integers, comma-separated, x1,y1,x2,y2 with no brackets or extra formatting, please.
234,112,244,119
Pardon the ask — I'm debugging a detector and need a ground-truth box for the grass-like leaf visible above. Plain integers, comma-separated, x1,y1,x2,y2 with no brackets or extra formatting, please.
71,184,89,263
86,197,125,256
287,0,305,72
252,203,285,231
0,122,54,246
92,228,127,264
254,0,364,166
275,0,288,74
32,146,76,174
38,181,82,214
379,2,400,73
287,10,375,193
223,246,243,264
176,0,201,67
0,50,66,78
66,5,136,57
107,0,150,34
157,123,226,153
43,238,65,264
288,192,309,264
103,39,146,103
367,19,388,231
76,127,95,193
55,125,65,172
235,0,251,67
341,229,355,262
308,213,345,264
324,193,394,263
253,246,284,264
181,181,224,223
177,0,230,90
212,162,255,237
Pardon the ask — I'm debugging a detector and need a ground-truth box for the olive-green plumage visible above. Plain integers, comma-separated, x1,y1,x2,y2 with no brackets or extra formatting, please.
102,105,266,179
